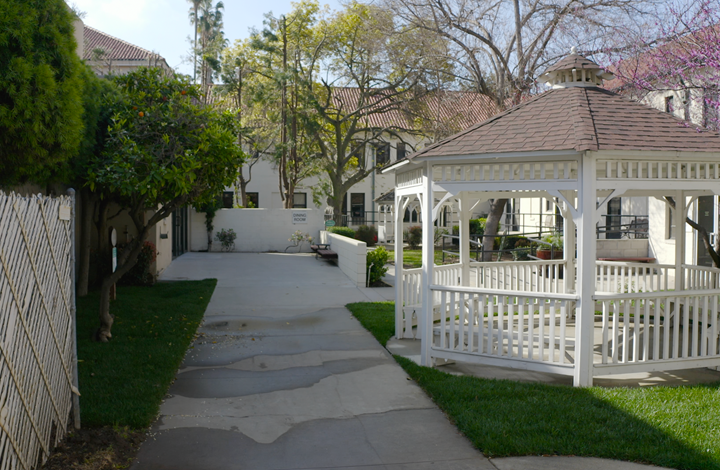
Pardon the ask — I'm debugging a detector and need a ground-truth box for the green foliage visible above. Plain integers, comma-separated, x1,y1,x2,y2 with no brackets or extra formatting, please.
118,241,157,287
355,225,377,246
407,225,422,249
76,280,216,427
215,228,237,251
366,246,389,285
541,232,564,249
0,0,85,185
452,218,488,238
329,226,356,238
195,197,223,238
87,67,244,210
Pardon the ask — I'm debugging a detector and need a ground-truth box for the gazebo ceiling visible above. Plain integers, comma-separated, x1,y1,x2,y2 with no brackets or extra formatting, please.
386,53,720,169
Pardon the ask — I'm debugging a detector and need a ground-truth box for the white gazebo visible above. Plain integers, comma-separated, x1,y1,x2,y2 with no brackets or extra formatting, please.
384,51,720,387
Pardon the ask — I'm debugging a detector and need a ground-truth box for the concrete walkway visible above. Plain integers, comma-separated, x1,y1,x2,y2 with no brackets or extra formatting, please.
131,253,670,470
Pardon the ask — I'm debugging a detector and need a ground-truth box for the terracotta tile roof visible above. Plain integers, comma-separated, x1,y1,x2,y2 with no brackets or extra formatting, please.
83,25,161,62
405,86,719,160
330,88,499,131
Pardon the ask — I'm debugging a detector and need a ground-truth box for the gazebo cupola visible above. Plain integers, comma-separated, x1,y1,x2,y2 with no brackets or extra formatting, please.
385,49,720,387
540,47,615,88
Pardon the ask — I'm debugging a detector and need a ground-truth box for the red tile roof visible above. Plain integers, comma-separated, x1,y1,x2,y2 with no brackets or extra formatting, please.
404,86,719,160
83,25,162,62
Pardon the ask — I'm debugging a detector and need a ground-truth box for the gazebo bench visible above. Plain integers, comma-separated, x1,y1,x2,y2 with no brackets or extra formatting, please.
597,257,656,263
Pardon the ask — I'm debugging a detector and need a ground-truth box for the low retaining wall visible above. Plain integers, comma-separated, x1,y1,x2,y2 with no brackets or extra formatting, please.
596,239,649,258
320,230,367,287
190,208,324,252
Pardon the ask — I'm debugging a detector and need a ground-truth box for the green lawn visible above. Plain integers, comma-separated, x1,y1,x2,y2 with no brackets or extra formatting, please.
76,279,216,428
346,302,720,470
395,249,458,268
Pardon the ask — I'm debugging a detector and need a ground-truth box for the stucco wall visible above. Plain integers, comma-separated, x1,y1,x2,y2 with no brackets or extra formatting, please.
320,231,367,287
190,208,325,252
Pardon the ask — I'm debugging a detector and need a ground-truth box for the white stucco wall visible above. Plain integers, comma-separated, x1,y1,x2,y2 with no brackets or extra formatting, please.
190,208,325,252
320,231,367,287
596,239,649,258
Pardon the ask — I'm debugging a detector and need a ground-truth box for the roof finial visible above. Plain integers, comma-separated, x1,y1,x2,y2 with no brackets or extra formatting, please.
571,46,578,55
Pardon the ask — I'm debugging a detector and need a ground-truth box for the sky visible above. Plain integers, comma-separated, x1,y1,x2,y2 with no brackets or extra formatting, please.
70,0,343,77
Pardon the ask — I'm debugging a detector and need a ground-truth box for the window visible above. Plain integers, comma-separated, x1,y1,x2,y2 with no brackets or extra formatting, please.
222,191,234,208
246,192,259,208
293,192,307,208
375,142,390,166
665,95,674,114
397,142,406,161
350,142,366,168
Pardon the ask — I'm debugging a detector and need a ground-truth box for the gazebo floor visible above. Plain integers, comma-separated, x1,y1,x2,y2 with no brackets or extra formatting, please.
388,319,720,387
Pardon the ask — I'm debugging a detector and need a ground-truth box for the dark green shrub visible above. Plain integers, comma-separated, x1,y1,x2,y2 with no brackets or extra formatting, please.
366,247,390,286
329,226,355,238
514,238,532,248
355,225,377,246
118,241,157,286
407,226,422,249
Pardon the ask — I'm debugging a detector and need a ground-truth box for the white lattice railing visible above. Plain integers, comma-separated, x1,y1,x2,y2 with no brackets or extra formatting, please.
597,160,720,181
684,265,720,290
595,261,674,294
471,260,567,293
594,290,720,373
428,286,578,374
0,191,77,470
433,161,578,183
399,263,462,338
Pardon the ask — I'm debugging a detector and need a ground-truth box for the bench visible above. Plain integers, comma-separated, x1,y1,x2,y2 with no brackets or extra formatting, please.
597,257,656,263
311,244,337,260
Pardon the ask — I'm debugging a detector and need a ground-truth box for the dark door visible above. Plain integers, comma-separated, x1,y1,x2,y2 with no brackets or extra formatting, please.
351,193,365,224
697,196,715,267
172,207,188,258
606,198,622,239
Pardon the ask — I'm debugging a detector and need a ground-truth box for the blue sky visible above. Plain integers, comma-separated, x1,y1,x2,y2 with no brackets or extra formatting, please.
70,0,344,77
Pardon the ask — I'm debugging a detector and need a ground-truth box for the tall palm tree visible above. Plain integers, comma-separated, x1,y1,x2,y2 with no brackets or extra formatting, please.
187,0,201,83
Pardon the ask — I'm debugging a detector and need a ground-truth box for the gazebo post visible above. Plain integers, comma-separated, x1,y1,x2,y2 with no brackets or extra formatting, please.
420,162,435,366
675,190,685,292
395,195,405,339
563,200,577,294
574,153,597,387
459,192,470,286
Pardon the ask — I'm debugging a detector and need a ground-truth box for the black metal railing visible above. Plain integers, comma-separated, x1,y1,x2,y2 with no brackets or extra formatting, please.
596,215,648,239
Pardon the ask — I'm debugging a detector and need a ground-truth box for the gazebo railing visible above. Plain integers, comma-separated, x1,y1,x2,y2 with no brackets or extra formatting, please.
595,261,674,294
427,286,579,375
594,289,720,374
400,263,463,338
470,259,567,293
683,264,720,290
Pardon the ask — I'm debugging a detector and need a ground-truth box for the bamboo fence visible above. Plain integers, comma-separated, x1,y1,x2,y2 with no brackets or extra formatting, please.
0,191,78,470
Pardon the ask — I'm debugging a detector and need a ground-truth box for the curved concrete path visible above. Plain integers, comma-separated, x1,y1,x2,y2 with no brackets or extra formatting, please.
131,252,670,470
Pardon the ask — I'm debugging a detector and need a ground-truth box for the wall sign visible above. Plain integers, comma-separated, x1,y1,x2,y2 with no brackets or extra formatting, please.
292,211,307,224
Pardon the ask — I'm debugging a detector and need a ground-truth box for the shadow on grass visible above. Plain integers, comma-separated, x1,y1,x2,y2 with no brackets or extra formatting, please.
347,301,720,470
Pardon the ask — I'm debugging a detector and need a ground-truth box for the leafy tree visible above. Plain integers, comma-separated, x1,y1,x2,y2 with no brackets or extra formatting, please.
604,0,720,267
305,2,432,224
384,0,656,259
0,0,85,186
88,68,244,341
190,0,226,96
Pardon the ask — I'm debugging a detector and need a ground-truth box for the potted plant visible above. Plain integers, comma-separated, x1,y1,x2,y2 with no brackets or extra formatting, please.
536,232,563,260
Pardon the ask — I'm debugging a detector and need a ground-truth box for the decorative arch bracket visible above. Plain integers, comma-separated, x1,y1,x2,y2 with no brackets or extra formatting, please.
432,190,460,222
546,189,579,220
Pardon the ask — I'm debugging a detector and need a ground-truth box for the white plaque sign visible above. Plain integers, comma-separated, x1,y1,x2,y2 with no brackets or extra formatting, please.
292,211,308,224
59,205,71,221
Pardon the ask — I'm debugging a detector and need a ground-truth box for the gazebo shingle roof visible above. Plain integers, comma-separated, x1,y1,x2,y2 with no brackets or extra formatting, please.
402,86,719,161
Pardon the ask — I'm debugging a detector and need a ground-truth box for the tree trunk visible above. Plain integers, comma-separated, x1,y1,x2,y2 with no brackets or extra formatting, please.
481,199,507,261
76,189,95,297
